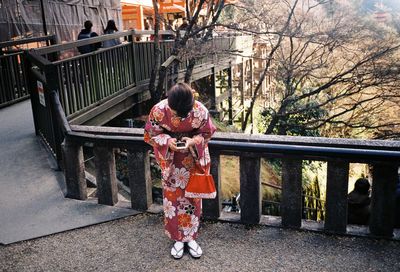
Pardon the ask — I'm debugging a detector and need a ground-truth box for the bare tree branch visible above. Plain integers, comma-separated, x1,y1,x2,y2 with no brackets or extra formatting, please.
242,0,300,131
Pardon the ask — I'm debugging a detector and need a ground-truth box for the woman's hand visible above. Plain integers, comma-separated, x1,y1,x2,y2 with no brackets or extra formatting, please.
181,137,195,149
168,138,180,152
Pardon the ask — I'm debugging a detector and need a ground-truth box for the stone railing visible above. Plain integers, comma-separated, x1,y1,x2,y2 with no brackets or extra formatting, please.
56,99,400,238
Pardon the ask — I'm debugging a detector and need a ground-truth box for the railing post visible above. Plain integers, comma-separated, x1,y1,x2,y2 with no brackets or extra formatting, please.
369,163,398,237
240,61,245,130
228,64,233,125
203,151,221,220
44,63,63,167
62,137,87,200
24,53,40,135
48,35,59,61
281,158,302,228
249,58,254,133
209,67,219,119
325,160,349,233
94,145,118,206
127,147,152,211
131,31,139,84
240,153,261,224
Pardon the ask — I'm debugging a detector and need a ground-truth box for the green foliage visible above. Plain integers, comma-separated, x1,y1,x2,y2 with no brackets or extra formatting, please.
258,100,327,136
302,160,326,221
303,176,325,221
115,153,129,186
212,117,241,133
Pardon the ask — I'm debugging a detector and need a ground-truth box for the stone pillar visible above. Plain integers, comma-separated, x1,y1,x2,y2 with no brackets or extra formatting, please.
240,154,261,224
281,158,302,228
94,145,118,206
203,151,221,220
127,148,152,211
369,163,398,237
325,160,349,233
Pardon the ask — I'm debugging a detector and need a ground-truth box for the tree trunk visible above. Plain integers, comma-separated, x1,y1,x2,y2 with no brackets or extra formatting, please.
155,65,168,101
149,0,161,106
265,114,280,134
185,58,196,83
264,100,289,134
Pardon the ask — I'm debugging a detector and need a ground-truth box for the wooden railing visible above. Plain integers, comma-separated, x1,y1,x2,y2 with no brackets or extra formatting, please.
25,30,238,163
55,91,400,238
0,36,56,108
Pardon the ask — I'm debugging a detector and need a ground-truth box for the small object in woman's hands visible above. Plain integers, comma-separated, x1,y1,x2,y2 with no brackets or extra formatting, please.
181,137,195,148
176,141,186,148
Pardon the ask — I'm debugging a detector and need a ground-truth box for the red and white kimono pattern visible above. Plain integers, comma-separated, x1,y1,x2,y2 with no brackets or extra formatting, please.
144,99,216,242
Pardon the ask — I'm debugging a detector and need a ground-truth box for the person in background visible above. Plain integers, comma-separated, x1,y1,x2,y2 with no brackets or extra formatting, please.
347,178,371,225
178,18,189,31
102,20,121,48
144,83,216,259
77,20,101,54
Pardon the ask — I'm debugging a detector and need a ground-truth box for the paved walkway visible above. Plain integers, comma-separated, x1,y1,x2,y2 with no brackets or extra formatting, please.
0,101,138,245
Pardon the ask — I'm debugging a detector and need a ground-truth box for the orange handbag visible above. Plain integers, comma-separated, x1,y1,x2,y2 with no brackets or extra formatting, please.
185,162,216,199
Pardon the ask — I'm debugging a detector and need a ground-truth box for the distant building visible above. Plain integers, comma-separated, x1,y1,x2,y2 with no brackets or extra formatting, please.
361,0,400,24
121,0,186,31
120,0,237,32
121,0,153,30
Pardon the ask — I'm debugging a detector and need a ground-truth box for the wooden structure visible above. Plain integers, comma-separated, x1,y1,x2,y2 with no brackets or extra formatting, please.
24,30,246,164
121,0,186,31
0,36,56,108
121,0,153,30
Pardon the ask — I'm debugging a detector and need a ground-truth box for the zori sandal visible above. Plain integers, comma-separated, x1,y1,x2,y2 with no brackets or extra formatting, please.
171,241,184,259
187,240,202,259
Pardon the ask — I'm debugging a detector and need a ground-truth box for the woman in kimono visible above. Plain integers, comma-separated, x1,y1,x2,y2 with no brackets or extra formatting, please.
144,83,216,259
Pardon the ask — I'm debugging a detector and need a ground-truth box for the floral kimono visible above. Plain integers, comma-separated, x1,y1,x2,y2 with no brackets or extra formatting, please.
144,99,216,242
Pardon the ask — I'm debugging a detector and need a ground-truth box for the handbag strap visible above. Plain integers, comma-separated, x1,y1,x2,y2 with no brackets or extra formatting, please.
192,143,209,175
193,160,205,174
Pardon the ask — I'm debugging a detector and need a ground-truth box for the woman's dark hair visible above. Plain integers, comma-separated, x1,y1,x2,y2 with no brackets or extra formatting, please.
167,83,194,118
105,20,118,32
354,178,370,195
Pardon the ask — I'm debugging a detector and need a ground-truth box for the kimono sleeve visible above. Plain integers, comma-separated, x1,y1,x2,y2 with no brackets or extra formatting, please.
192,108,217,165
144,105,174,161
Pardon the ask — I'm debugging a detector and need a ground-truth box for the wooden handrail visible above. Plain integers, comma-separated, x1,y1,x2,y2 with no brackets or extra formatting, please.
0,35,56,49
32,30,177,55
25,50,52,68
50,91,71,134
52,43,130,64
